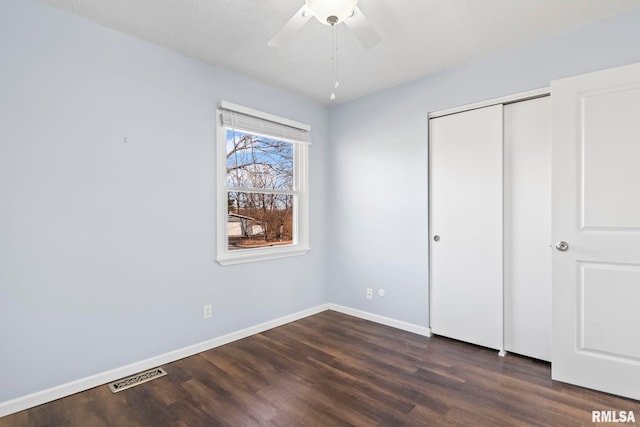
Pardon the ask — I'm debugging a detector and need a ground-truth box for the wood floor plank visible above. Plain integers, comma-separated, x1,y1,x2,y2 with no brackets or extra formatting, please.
2,310,638,426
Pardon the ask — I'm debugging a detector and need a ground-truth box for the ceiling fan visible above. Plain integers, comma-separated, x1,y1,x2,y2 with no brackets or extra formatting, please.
268,0,382,49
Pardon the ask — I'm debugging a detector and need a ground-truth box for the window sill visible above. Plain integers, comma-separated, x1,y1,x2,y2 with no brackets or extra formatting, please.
216,246,310,266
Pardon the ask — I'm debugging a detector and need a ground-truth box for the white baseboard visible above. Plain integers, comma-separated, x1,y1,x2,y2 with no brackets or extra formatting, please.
0,302,430,418
0,304,330,418
328,304,431,337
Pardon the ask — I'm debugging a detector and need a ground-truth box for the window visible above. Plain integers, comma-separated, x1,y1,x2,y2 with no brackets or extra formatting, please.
216,101,310,265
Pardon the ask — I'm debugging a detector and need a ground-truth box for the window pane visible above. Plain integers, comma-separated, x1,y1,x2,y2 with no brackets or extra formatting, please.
227,191,294,250
226,129,293,191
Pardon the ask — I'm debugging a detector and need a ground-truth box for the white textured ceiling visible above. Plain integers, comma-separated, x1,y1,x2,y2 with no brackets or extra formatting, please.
38,0,640,105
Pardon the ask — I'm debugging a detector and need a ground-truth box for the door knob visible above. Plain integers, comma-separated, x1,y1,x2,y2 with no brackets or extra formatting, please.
555,241,569,252
433,235,440,242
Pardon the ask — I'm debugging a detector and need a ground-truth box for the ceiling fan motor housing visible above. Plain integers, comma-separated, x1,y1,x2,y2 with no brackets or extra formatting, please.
305,0,357,25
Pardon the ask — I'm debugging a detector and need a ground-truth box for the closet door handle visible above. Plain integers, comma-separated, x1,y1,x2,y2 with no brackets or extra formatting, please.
433,235,440,242
555,241,569,252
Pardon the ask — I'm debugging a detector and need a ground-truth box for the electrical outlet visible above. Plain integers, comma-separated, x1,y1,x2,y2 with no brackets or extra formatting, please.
203,304,212,319
366,288,373,300
378,289,386,298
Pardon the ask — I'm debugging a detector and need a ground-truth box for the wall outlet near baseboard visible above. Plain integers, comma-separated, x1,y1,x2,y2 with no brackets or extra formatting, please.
366,288,373,300
203,304,212,319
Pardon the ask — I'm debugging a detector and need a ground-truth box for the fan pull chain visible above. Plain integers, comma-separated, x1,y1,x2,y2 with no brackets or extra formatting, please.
330,23,338,100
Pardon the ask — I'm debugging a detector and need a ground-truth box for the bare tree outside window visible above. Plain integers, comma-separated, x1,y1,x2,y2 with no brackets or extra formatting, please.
226,129,295,250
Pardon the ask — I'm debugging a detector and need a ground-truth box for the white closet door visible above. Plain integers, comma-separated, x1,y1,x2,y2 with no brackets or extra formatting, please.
503,97,551,361
429,105,503,350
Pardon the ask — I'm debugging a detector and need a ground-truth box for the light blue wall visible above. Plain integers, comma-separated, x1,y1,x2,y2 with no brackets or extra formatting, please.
327,8,640,327
0,0,328,403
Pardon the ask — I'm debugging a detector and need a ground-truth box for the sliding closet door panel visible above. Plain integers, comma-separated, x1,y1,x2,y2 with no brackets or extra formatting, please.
503,97,551,361
429,105,503,350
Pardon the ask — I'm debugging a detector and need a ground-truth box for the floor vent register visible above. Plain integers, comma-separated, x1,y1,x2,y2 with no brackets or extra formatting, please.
108,367,167,393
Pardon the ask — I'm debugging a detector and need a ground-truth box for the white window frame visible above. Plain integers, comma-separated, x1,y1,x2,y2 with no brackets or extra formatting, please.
216,100,310,265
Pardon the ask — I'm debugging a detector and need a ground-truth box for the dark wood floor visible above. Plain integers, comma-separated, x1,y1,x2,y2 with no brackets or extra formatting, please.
2,310,638,426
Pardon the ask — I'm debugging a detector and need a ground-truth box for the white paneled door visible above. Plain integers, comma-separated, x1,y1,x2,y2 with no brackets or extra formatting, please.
551,62,640,400
429,105,503,351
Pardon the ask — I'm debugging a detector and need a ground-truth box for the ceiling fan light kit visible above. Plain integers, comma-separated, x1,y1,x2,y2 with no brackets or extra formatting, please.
306,0,357,25
268,0,380,49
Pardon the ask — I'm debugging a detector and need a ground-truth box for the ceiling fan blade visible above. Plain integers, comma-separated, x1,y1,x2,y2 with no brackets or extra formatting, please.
268,6,312,47
344,6,382,49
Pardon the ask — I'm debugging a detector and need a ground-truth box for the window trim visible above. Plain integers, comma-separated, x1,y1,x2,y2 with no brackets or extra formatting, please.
216,101,310,265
